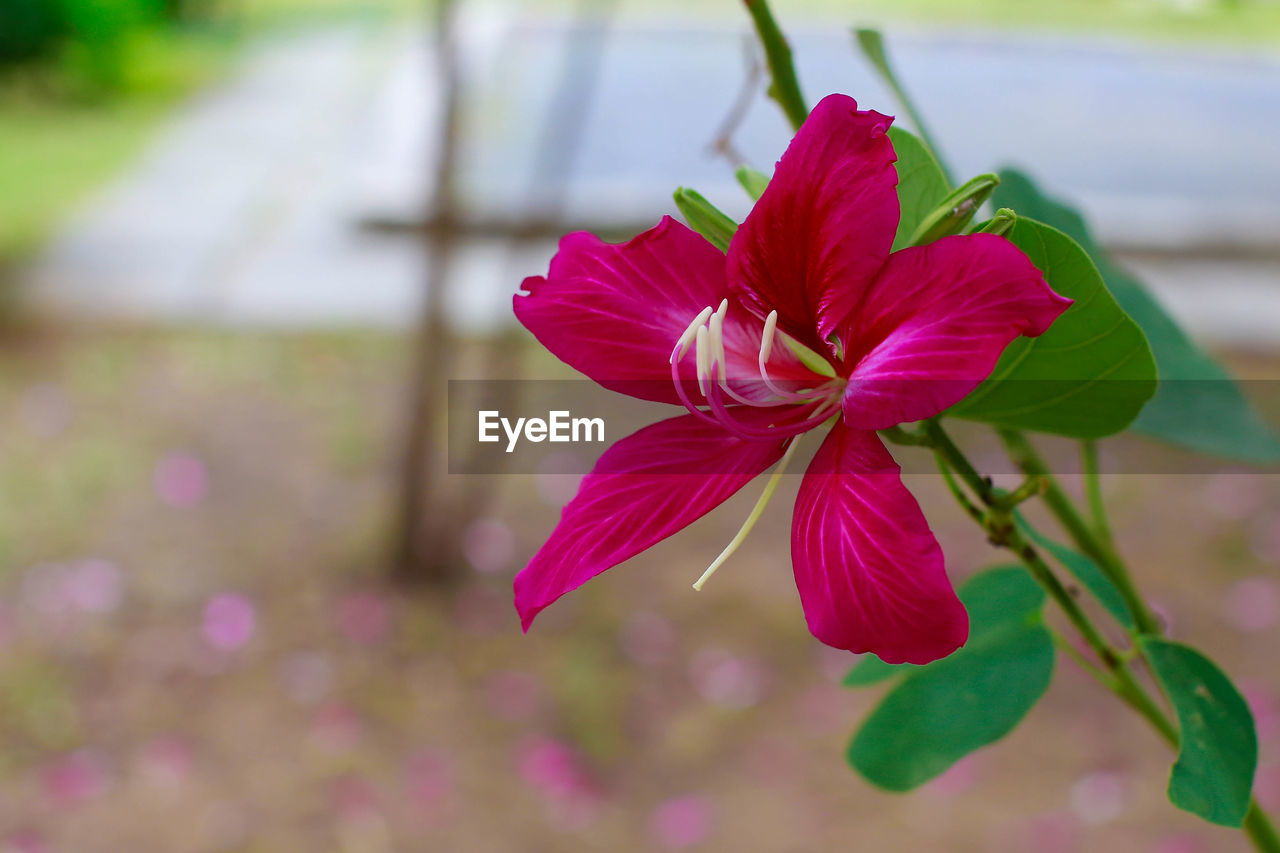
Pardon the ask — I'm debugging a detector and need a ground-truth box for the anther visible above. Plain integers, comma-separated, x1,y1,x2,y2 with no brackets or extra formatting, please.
672,305,714,364
708,299,732,390
760,310,778,363
694,326,710,397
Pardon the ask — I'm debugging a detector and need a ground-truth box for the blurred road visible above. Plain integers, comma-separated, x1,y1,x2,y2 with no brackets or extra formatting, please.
26,11,1280,342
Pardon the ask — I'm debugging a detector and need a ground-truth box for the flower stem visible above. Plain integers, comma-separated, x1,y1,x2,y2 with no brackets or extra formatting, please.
1246,804,1280,853
921,419,992,501
928,420,1280,853
1081,439,1114,550
1046,626,1109,685
997,428,1160,636
993,474,1047,511
922,422,1122,671
880,423,933,447
743,0,809,131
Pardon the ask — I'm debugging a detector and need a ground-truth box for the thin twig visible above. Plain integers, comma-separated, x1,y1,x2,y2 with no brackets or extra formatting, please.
708,34,763,169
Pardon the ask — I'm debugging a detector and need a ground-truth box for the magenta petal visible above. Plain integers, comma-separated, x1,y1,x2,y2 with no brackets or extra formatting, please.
791,422,967,664
726,94,898,350
516,216,786,405
839,233,1073,430
515,412,789,630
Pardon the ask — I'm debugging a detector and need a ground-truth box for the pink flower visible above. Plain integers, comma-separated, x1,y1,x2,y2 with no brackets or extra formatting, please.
154,452,207,507
202,593,256,650
513,94,1070,664
516,736,603,829
4,830,48,853
41,749,109,806
517,736,595,800
650,795,715,849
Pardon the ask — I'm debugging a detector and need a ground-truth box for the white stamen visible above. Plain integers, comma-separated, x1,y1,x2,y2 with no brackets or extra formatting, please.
672,305,714,364
709,298,729,376
758,309,810,400
709,298,749,403
694,326,710,397
760,310,778,363
692,437,802,591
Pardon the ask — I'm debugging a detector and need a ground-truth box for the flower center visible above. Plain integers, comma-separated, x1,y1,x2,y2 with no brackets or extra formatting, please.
668,302,844,590
668,302,843,443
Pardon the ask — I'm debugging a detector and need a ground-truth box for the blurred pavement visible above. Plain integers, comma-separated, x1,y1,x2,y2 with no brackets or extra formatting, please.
25,9,1280,343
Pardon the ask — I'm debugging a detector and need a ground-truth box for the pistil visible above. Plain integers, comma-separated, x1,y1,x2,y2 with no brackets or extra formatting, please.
692,435,804,590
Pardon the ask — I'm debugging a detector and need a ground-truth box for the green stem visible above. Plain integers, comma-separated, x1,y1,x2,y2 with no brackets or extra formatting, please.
923,421,1121,672
1046,626,1109,685
743,0,809,131
921,419,992,501
1246,803,1280,853
934,453,984,526
1005,521,1123,675
938,441,1174,739
994,475,1046,511
1081,440,1114,549
932,422,1279,853
880,424,932,447
998,428,1160,636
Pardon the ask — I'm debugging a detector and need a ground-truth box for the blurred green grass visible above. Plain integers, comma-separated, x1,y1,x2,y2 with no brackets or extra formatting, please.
643,0,1280,43
0,0,416,266
0,31,228,261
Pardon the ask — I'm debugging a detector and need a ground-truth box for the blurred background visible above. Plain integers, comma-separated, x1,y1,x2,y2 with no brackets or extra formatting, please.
1,0,1279,850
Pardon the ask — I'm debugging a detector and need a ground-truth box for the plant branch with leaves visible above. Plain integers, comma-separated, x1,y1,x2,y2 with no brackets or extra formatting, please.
737,2,1280,847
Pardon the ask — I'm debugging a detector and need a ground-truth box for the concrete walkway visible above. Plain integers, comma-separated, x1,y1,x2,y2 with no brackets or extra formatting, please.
24,11,1280,342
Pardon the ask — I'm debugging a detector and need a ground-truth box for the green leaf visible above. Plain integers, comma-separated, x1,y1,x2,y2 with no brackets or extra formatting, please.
948,217,1157,438
847,566,1054,790
735,165,770,201
888,126,949,251
961,564,1046,632
853,28,893,87
994,169,1280,463
1139,637,1258,827
1013,511,1135,630
853,28,954,185
672,187,735,252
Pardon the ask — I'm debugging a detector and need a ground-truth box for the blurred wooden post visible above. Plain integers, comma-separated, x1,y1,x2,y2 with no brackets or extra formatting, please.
392,0,465,586
392,0,617,586
454,0,618,521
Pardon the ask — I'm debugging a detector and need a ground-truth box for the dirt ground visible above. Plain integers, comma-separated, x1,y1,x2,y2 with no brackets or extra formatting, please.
0,326,1277,852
